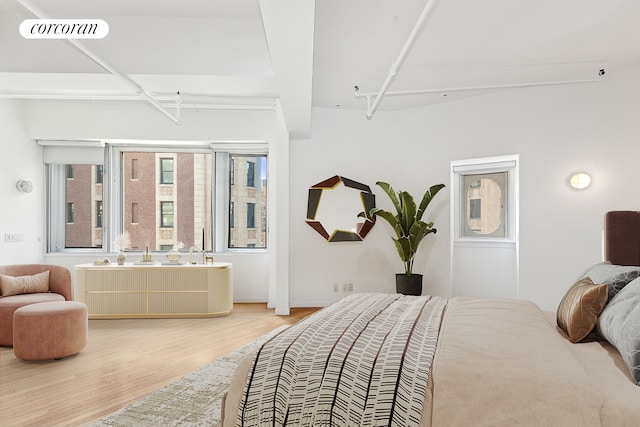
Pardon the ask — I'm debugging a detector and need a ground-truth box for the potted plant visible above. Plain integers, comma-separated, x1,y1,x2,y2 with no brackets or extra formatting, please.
369,181,445,295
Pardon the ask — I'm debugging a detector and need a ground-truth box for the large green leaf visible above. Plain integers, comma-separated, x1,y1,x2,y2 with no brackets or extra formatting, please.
393,236,412,263
398,191,417,235
375,181,402,215
369,208,403,239
409,220,437,254
416,184,445,221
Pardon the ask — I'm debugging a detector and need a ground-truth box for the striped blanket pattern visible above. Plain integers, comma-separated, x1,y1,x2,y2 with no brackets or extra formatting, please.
237,293,449,426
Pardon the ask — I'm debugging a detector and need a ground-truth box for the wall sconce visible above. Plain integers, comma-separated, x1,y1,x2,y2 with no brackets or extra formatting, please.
16,180,33,193
569,172,591,190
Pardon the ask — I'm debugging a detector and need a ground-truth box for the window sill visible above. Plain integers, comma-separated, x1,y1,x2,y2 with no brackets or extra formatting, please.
454,238,516,249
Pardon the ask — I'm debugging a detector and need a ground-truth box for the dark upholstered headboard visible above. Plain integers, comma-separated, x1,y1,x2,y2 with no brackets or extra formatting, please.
605,211,640,267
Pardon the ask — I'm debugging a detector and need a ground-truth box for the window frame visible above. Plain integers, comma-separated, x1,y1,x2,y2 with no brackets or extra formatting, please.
110,146,212,253
247,202,256,229
131,158,139,180
95,164,104,184
46,142,269,254
451,155,518,245
47,162,108,253
469,198,481,220
462,172,507,238
213,144,268,252
230,201,235,229
159,157,174,184
66,202,74,224
96,200,103,228
246,161,255,187
131,202,139,224
160,201,174,228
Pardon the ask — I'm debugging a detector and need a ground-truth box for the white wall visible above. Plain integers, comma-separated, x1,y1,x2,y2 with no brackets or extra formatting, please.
290,65,640,311
0,100,45,264
290,109,451,308
8,100,276,303
4,64,640,313
24,101,275,142
269,102,291,314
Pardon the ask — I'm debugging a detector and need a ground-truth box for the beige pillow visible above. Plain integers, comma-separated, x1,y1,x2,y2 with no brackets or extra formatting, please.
557,277,608,343
0,271,50,297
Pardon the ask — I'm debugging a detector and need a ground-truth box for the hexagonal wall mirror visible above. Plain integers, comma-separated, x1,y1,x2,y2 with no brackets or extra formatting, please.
306,175,376,242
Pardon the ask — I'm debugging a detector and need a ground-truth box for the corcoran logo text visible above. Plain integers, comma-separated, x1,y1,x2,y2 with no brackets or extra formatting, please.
20,19,109,39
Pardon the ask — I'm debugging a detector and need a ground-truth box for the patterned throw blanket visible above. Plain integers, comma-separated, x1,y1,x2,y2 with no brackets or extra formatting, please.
237,293,449,427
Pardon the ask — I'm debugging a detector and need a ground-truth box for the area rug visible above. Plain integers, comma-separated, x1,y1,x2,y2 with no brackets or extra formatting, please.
92,326,287,427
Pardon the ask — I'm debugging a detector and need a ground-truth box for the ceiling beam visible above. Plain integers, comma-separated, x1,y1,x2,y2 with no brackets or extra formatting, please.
14,0,182,125
259,0,315,138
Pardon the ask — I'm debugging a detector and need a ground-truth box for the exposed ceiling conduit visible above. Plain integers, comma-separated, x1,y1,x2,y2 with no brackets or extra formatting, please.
356,0,605,119
354,71,605,110
364,0,441,120
0,90,277,111
14,0,183,125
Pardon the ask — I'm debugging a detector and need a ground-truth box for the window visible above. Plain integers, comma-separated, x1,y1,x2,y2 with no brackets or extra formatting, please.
120,151,211,251
230,202,234,228
247,203,255,228
451,155,517,241
160,158,174,184
48,163,105,250
131,158,139,179
463,173,506,237
47,143,267,253
131,203,139,224
227,154,267,249
247,161,255,187
66,203,74,223
96,201,103,228
469,199,481,219
42,140,105,251
160,201,174,228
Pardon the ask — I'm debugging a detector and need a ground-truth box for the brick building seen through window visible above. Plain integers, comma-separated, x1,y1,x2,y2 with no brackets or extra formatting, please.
62,152,266,251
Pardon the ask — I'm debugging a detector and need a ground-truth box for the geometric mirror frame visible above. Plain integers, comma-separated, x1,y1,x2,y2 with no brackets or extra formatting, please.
306,175,376,242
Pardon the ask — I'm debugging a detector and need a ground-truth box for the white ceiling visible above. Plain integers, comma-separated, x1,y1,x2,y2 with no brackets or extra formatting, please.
315,0,640,112
1,0,639,135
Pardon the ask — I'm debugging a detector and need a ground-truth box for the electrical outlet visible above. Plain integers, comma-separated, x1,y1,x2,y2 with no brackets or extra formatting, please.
4,233,24,242
332,283,339,292
347,283,353,292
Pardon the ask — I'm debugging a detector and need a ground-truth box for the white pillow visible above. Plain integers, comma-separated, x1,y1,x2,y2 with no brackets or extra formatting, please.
597,277,640,385
0,271,50,296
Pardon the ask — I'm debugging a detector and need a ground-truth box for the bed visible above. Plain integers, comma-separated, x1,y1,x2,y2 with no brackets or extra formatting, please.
222,211,640,426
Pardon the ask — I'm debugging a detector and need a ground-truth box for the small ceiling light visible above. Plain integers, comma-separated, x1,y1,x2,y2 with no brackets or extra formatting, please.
569,172,591,190
16,180,33,193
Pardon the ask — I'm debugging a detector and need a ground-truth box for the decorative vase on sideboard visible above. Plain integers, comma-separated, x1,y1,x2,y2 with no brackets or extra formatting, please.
116,250,125,265
166,250,182,264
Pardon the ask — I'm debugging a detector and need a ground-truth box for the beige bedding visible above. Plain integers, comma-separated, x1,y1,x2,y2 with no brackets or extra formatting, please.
223,296,640,426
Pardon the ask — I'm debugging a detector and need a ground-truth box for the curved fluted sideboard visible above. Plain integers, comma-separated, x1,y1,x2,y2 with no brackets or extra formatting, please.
74,262,232,318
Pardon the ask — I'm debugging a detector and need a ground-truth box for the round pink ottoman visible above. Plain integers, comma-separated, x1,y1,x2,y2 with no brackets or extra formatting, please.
13,301,88,361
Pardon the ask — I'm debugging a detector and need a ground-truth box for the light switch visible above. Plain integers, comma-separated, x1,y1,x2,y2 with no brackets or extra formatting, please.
4,233,24,242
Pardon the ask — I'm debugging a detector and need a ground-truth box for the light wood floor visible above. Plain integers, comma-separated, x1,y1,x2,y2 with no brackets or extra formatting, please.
0,304,319,427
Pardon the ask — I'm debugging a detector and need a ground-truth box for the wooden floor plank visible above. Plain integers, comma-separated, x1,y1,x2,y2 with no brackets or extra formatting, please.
0,303,318,427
